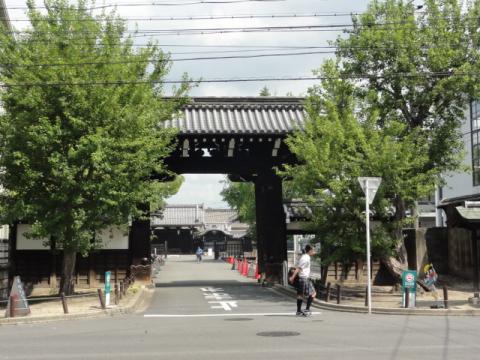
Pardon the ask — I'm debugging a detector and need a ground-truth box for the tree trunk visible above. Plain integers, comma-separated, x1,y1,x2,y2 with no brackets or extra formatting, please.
381,195,409,282
381,249,408,282
60,251,76,296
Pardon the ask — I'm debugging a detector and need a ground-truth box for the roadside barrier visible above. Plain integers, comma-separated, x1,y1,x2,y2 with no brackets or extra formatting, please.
1,273,138,318
312,280,453,309
228,259,260,280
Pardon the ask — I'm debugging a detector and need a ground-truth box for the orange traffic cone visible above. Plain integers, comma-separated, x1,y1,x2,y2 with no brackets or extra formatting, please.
245,263,249,276
254,263,260,280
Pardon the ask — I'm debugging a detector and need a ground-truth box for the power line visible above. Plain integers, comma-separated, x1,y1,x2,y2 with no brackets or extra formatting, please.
1,0,286,10
1,43,473,64
0,50,334,68
8,41,476,69
5,12,361,22
3,23,430,42
1,71,479,88
8,23,352,35
0,77,318,87
6,21,428,35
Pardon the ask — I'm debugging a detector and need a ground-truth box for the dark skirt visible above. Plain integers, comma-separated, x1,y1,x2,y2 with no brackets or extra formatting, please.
296,277,315,297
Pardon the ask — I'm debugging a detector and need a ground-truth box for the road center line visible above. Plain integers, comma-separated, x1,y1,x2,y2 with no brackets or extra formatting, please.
144,312,321,318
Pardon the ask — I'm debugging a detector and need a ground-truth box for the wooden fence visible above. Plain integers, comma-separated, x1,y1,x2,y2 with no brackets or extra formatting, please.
0,239,8,300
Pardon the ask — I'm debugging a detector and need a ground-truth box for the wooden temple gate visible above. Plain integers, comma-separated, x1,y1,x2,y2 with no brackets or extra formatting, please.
158,96,305,282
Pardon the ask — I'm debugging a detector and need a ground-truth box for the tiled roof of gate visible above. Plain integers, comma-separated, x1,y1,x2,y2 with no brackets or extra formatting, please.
204,209,237,224
151,204,204,226
164,97,306,135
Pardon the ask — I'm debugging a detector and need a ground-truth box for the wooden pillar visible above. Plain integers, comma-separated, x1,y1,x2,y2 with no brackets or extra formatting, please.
49,253,57,289
88,253,96,288
8,223,18,285
130,204,151,266
254,179,266,274
472,229,480,298
254,171,287,283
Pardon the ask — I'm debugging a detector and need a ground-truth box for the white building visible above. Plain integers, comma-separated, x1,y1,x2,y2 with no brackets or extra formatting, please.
441,102,479,201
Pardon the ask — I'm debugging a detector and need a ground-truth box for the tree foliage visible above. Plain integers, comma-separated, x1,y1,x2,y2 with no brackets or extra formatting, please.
259,86,271,97
284,61,434,266
220,179,257,239
336,0,479,173
0,0,188,293
285,0,480,278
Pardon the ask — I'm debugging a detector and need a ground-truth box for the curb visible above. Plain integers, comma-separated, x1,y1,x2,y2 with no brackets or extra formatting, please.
0,285,153,326
272,284,480,316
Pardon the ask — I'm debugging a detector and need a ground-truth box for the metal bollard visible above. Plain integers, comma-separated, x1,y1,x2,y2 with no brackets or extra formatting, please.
325,282,331,302
114,283,119,305
61,292,69,314
336,284,341,305
97,288,106,309
443,286,449,309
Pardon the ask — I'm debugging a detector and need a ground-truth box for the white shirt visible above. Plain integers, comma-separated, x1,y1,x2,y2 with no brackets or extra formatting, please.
297,254,311,278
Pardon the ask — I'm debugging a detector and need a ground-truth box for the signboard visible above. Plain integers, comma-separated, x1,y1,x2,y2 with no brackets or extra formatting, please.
105,271,111,306
358,177,382,204
402,270,417,292
402,270,417,308
5,276,30,317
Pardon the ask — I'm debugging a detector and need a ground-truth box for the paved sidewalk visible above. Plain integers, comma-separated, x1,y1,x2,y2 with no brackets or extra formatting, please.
272,282,480,315
0,282,153,325
227,258,480,315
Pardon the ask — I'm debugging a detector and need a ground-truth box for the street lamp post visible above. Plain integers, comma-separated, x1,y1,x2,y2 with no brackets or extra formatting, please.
358,177,382,315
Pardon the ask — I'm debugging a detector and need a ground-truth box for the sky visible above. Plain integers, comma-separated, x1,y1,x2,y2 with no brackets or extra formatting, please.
3,0,422,208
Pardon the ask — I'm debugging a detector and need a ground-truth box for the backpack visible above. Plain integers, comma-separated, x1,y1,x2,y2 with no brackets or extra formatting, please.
287,267,298,286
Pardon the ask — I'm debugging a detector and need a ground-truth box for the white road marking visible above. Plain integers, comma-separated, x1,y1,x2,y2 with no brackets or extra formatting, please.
200,287,224,292
208,300,238,310
144,312,321,318
204,293,232,300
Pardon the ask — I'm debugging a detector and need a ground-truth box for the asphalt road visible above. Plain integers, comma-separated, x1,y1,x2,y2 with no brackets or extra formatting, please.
0,255,479,360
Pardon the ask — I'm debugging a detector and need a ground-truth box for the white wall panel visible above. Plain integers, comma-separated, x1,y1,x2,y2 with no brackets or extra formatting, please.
16,224,50,250
96,226,129,250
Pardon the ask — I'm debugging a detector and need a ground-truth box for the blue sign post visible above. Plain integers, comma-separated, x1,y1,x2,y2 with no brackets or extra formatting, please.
402,270,417,308
105,271,111,306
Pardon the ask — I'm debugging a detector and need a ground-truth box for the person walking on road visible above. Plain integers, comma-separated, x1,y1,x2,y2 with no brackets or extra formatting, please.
289,244,317,316
196,246,204,263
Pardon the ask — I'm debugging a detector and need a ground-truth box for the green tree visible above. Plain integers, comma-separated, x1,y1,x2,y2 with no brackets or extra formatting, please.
334,0,480,278
336,0,479,174
220,179,257,239
0,0,189,294
285,61,436,279
286,0,480,280
259,86,271,97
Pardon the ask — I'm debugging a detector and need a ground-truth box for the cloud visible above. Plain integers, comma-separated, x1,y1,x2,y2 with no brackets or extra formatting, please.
166,174,229,208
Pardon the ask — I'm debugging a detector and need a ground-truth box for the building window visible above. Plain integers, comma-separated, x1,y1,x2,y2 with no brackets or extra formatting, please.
471,101,480,186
